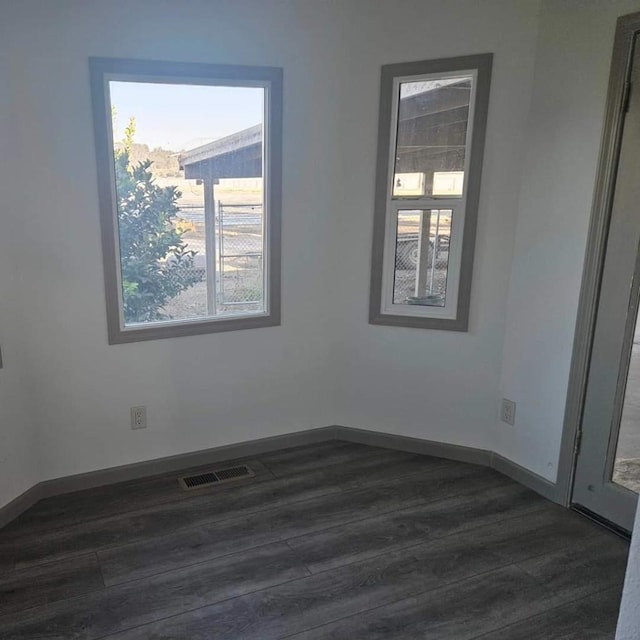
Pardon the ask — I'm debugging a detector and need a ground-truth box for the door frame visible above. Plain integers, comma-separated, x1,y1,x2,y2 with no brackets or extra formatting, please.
557,11,640,508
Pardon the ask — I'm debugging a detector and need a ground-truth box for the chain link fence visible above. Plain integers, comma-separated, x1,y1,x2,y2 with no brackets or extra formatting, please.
392,210,451,306
217,203,263,309
162,201,263,319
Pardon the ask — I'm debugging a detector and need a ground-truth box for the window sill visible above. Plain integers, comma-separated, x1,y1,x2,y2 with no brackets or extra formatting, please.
107,312,280,344
368,310,468,332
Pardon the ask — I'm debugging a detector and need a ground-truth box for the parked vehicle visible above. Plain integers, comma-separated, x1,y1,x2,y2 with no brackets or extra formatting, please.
395,234,449,269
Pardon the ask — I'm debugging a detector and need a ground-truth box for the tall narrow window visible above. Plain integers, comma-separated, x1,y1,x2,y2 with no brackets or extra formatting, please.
90,58,282,343
369,55,492,331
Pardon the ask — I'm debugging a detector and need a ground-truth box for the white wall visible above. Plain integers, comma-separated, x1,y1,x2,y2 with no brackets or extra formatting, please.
0,243,36,508
617,504,640,639
4,0,640,507
0,0,546,494
327,0,541,450
0,47,39,506
1,0,348,484
496,0,640,481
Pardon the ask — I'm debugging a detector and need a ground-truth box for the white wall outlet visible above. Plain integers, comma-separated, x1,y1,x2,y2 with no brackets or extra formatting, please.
501,398,516,426
130,406,147,430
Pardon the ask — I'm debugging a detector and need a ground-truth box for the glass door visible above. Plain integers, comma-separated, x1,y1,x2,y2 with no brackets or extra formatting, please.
612,319,640,495
572,35,640,533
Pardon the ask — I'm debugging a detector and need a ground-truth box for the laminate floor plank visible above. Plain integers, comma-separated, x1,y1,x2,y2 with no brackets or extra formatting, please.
287,558,620,640
0,443,419,561
0,554,104,616
0,545,14,577
7,466,345,569
0,543,309,640
281,447,456,490
0,442,629,640
98,464,508,585
98,565,556,640
13,458,499,572
461,503,623,564
91,537,504,640
258,441,385,477
473,587,624,640
98,512,283,586
515,538,629,602
0,443,449,552
286,481,545,573
0,458,274,541
285,515,629,640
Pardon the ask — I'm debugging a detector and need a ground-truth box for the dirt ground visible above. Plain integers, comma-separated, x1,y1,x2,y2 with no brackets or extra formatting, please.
613,327,640,493
159,179,264,320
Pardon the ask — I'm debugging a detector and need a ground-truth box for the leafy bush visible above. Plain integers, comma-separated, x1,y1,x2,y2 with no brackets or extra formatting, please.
114,123,202,323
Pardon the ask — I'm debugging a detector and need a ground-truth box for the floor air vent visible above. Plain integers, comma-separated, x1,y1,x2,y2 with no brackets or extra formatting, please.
178,465,255,491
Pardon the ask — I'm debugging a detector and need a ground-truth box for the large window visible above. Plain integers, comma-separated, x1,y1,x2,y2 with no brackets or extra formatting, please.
369,55,492,331
90,58,282,343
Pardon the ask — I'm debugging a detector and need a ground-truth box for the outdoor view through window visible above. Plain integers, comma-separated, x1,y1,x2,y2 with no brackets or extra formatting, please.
109,81,266,327
390,76,470,309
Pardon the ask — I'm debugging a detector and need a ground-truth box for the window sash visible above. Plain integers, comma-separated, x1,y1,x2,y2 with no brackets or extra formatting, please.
381,202,462,320
369,54,492,332
104,78,272,332
389,69,478,204
381,70,478,320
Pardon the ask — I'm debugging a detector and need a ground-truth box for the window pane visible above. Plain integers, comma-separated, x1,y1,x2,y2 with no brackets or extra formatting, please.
612,310,640,494
392,76,472,198
109,81,265,326
393,209,452,306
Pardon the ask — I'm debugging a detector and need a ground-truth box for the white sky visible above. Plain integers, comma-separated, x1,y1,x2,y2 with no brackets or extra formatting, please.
109,81,264,151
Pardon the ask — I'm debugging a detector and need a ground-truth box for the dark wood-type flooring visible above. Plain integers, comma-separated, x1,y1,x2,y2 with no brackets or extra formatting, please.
0,440,630,639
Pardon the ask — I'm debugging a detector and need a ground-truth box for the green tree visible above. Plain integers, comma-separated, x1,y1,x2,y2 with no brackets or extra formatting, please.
114,118,201,323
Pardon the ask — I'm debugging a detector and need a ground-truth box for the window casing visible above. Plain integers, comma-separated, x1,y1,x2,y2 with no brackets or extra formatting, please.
369,55,492,331
89,58,282,344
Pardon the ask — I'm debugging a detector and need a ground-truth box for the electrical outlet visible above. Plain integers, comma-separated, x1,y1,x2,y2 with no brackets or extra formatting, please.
501,398,516,426
130,406,147,430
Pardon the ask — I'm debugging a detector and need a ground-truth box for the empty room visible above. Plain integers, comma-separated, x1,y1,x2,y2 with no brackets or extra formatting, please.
1,0,640,638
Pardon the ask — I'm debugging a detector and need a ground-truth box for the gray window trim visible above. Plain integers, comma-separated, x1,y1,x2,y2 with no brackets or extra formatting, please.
369,54,492,331
89,57,282,344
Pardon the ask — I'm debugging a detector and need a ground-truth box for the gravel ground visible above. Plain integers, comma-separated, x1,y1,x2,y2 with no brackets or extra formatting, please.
613,459,640,493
